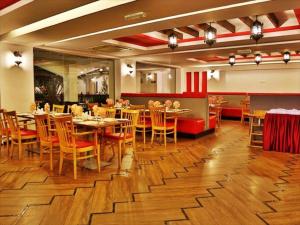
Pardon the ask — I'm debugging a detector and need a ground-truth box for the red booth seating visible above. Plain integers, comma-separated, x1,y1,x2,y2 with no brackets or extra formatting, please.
177,116,216,137
221,107,242,119
177,117,205,135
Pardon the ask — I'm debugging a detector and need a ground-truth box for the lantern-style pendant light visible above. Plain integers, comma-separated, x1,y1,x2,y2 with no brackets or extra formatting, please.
204,23,217,46
255,53,262,65
283,51,291,64
250,16,264,42
229,55,236,66
168,33,178,50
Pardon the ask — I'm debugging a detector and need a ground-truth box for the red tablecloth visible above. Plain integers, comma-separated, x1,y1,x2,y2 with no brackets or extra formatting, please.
263,113,300,153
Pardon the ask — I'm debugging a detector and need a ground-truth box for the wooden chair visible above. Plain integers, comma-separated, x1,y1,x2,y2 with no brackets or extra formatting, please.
150,107,177,147
241,99,251,124
130,105,151,144
104,109,138,168
0,109,10,156
209,104,222,127
53,104,65,113
106,108,116,118
249,110,267,148
35,114,59,170
4,111,37,159
54,116,100,179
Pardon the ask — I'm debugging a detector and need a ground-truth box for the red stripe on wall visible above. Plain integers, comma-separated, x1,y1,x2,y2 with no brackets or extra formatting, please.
202,71,207,96
186,72,192,93
194,72,199,93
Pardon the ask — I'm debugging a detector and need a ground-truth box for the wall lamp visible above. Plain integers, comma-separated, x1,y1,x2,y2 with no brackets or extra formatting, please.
13,51,22,66
127,64,134,75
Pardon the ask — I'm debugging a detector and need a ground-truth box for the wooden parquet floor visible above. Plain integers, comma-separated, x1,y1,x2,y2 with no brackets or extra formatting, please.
0,121,299,225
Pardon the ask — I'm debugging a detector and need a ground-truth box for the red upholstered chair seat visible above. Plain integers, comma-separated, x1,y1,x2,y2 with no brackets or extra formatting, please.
137,120,152,127
75,140,94,148
156,122,175,128
177,117,205,135
221,107,242,118
209,116,216,129
20,129,37,136
48,136,59,143
2,128,10,134
104,133,133,140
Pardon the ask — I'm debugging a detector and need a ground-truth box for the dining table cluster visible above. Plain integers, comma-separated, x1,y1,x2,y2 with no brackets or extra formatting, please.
0,98,188,179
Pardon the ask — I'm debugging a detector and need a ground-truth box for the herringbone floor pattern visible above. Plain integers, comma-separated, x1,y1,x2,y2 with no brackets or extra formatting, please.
0,121,299,225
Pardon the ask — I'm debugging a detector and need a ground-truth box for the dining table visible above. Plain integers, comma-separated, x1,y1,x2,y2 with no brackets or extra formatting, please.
17,112,129,168
263,109,300,154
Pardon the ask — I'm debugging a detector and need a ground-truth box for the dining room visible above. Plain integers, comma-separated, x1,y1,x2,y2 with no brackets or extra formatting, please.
0,1,300,225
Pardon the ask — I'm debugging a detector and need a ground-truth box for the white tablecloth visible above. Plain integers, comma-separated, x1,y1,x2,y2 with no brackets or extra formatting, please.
267,108,300,115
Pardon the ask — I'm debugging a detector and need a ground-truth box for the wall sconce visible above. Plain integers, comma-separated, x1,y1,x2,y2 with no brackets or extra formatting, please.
146,73,154,81
207,70,220,80
13,51,22,66
127,64,134,75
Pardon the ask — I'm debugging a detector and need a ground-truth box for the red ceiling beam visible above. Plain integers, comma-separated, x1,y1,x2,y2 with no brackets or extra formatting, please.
0,0,20,10
294,9,300,24
159,29,183,39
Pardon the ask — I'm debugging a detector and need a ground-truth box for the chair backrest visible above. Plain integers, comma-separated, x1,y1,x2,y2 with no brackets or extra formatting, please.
240,99,250,112
4,111,19,138
54,116,74,148
106,108,116,118
121,109,139,136
53,104,65,113
34,114,52,142
0,109,8,136
130,105,146,126
149,107,166,127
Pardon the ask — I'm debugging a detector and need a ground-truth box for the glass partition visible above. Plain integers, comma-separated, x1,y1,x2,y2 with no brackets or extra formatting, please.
33,49,114,106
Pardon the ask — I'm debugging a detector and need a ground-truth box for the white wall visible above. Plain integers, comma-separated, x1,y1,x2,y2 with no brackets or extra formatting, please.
207,65,300,93
0,43,34,111
120,59,137,93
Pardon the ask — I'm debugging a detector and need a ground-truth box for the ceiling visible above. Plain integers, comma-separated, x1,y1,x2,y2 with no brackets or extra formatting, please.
1,0,300,67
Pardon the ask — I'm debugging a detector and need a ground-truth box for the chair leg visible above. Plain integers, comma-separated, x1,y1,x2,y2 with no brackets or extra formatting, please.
96,145,101,173
0,135,2,156
40,145,44,163
174,129,177,144
164,130,167,148
49,145,53,171
118,141,122,169
151,129,154,144
18,140,22,160
73,151,77,180
10,141,14,159
59,151,64,175
133,137,136,152
143,128,146,144
6,135,10,156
